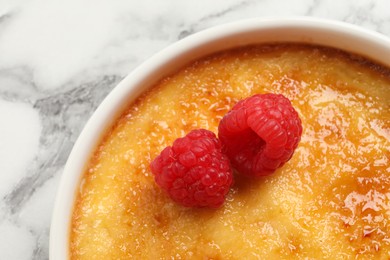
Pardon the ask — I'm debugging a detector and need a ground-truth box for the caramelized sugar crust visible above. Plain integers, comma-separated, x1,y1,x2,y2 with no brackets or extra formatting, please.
70,44,390,259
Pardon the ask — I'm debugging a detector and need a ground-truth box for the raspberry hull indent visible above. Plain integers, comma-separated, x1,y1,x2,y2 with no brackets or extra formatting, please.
219,93,302,177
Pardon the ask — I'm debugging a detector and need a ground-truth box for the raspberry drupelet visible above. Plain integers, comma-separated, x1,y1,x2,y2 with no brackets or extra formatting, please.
150,129,233,208
218,93,302,177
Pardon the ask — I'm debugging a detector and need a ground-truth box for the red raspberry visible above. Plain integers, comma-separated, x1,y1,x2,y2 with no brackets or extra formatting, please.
218,93,302,177
150,129,233,208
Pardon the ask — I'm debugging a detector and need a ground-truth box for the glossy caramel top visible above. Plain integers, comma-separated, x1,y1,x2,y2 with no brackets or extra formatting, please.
71,44,390,259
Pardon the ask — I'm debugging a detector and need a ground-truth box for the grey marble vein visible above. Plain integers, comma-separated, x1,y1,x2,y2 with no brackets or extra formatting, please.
0,0,389,259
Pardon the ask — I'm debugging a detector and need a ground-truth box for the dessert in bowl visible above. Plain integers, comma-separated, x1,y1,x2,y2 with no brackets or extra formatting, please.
50,18,390,259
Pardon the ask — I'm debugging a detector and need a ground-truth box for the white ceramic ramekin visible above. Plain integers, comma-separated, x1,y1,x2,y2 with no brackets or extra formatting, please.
50,17,390,259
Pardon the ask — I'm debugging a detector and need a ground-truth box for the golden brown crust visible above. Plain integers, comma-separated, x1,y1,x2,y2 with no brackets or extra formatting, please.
70,44,390,259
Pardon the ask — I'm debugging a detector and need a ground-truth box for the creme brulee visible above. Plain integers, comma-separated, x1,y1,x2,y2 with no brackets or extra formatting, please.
70,44,390,259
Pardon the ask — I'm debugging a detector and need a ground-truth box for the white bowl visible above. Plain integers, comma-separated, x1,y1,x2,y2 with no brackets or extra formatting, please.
50,17,390,259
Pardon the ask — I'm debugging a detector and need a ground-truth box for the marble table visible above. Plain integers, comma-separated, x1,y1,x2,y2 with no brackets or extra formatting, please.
0,0,389,259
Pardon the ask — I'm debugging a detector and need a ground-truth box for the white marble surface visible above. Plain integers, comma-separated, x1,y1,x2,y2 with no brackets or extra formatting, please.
0,0,389,259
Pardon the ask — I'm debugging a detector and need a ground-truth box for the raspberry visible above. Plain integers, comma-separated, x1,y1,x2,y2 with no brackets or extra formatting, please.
218,93,302,177
150,129,233,208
